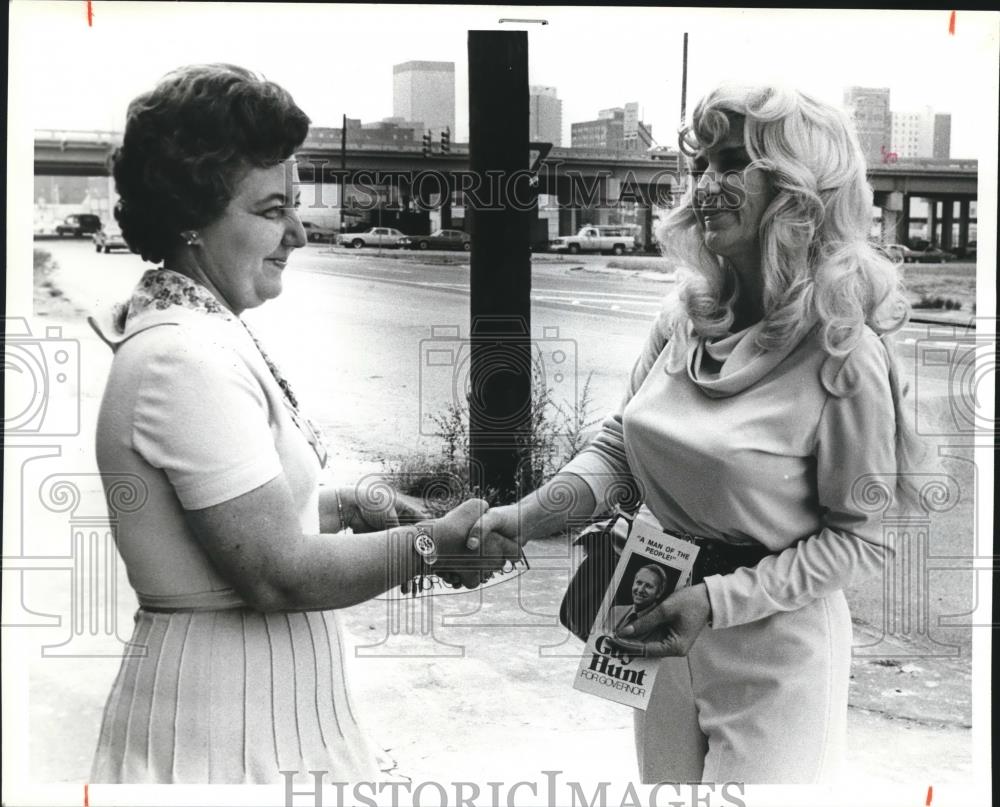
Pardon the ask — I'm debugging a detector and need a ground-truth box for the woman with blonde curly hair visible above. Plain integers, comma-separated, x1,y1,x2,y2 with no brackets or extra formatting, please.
470,83,922,783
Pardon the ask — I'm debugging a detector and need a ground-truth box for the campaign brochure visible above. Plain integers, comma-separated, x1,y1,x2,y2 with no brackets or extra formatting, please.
572,510,700,709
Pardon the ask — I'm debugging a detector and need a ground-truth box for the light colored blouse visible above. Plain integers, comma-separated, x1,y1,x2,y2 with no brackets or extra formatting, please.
562,301,897,630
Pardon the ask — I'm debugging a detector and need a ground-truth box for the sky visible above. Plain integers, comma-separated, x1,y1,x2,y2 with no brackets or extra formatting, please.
8,3,1000,159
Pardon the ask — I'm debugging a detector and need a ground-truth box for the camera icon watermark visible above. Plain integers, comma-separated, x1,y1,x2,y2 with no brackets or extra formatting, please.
418,321,579,440
910,320,996,437
2,317,81,437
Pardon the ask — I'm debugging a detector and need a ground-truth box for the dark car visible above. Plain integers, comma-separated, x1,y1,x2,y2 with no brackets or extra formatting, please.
908,245,957,263
93,225,129,253
56,213,102,237
407,229,471,251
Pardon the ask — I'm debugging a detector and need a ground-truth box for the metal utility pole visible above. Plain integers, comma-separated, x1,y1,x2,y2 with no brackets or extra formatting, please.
340,113,347,231
467,30,533,500
680,33,689,128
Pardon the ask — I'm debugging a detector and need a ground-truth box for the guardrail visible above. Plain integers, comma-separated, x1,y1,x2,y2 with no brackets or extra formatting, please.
34,129,122,144
35,130,978,173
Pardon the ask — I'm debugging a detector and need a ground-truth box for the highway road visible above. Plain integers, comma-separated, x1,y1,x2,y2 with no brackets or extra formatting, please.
40,239,978,466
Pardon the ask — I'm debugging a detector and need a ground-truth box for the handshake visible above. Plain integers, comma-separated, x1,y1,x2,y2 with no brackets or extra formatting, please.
405,500,525,593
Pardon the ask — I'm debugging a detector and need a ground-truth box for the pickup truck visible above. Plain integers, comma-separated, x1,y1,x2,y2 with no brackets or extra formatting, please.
549,226,640,256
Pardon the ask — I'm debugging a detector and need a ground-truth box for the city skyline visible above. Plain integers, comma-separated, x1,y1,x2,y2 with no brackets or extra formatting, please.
10,5,998,161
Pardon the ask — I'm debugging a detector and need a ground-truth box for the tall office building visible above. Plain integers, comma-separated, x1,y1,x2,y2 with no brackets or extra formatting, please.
843,86,891,162
393,61,455,139
933,113,951,159
529,85,563,147
571,102,653,151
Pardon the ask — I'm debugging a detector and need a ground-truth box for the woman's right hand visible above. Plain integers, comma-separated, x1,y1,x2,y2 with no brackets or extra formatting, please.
427,500,521,589
465,504,521,552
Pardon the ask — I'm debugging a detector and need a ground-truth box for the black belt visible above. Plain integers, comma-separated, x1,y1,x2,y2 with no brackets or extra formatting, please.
686,535,773,584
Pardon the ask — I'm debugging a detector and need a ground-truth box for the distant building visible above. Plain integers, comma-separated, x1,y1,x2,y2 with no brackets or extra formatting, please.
933,113,952,159
572,114,624,150
843,86,891,162
529,85,562,147
305,119,421,148
393,61,455,139
571,102,653,151
891,106,952,159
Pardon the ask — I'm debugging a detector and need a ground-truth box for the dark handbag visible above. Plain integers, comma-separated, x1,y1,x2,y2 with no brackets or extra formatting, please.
558,508,773,642
559,509,634,643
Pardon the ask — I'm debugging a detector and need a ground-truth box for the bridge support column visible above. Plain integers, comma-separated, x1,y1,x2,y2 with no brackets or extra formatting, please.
940,198,954,250
926,198,938,245
958,199,970,254
880,191,905,246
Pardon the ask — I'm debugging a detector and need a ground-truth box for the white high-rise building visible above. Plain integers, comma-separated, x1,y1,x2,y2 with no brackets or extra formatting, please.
891,107,936,158
393,61,455,139
529,86,563,147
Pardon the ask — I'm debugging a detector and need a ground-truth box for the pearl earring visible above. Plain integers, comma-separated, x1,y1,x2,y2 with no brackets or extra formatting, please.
182,231,200,246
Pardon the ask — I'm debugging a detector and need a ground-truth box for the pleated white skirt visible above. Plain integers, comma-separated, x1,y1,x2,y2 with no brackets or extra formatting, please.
91,608,383,784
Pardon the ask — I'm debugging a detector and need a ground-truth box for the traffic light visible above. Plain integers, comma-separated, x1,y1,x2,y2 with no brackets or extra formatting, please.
422,131,432,157
440,127,450,154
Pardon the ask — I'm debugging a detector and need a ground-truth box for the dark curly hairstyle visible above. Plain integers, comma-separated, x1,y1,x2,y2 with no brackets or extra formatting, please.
111,64,311,263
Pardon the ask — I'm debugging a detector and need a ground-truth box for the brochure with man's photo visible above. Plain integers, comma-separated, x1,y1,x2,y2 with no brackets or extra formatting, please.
572,510,700,710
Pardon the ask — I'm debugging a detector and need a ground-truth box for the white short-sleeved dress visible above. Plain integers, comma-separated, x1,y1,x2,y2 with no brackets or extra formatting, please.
90,268,382,784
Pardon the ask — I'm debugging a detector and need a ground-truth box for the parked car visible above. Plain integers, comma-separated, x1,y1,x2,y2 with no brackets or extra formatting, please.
957,240,977,260
302,221,338,243
406,229,471,251
881,243,914,262
56,213,102,238
93,226,129,253
882,243,956,263
908,245,957,263
337,227,409,249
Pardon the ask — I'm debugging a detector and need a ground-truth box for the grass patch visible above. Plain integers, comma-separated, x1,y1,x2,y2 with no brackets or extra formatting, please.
902,264,976,313
381,369,599,512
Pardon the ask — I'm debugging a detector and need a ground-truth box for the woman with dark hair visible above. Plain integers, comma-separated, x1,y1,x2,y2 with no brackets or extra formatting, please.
469,83,923,783
89,64,513,784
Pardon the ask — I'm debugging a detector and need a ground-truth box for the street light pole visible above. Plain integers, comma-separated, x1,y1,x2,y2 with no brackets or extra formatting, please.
340,113,347,232
680,33,689,128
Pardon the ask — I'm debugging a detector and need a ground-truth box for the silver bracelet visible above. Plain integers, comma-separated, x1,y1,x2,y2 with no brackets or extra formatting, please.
336,489,347,533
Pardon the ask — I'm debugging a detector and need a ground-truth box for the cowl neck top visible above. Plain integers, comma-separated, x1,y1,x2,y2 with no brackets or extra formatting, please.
669,318,814,399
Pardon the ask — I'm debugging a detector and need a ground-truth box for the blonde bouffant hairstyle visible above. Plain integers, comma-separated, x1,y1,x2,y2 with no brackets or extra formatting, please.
659,83,909,354
658,83,924,503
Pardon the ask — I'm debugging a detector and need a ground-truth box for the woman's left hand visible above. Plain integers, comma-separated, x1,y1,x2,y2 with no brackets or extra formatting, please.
612,583,712,658
329,485,432,533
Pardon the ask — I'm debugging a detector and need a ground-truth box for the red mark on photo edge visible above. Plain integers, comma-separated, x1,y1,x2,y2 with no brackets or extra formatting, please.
926,785,933,805
86,0,93,27
84,783,90,806
948,11,955,35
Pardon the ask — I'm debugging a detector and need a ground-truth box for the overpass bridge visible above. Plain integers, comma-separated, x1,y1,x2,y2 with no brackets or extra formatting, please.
33,130,978,249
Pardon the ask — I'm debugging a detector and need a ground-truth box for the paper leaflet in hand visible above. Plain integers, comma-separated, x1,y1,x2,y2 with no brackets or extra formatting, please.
572,509,700,710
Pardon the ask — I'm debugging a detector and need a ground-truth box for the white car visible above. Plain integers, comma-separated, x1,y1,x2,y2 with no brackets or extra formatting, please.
301,221,338,243
93,226,129,253
337,227,409,249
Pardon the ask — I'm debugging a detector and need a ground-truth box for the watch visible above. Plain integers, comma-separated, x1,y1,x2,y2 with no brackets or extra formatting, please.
412,529,438,567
